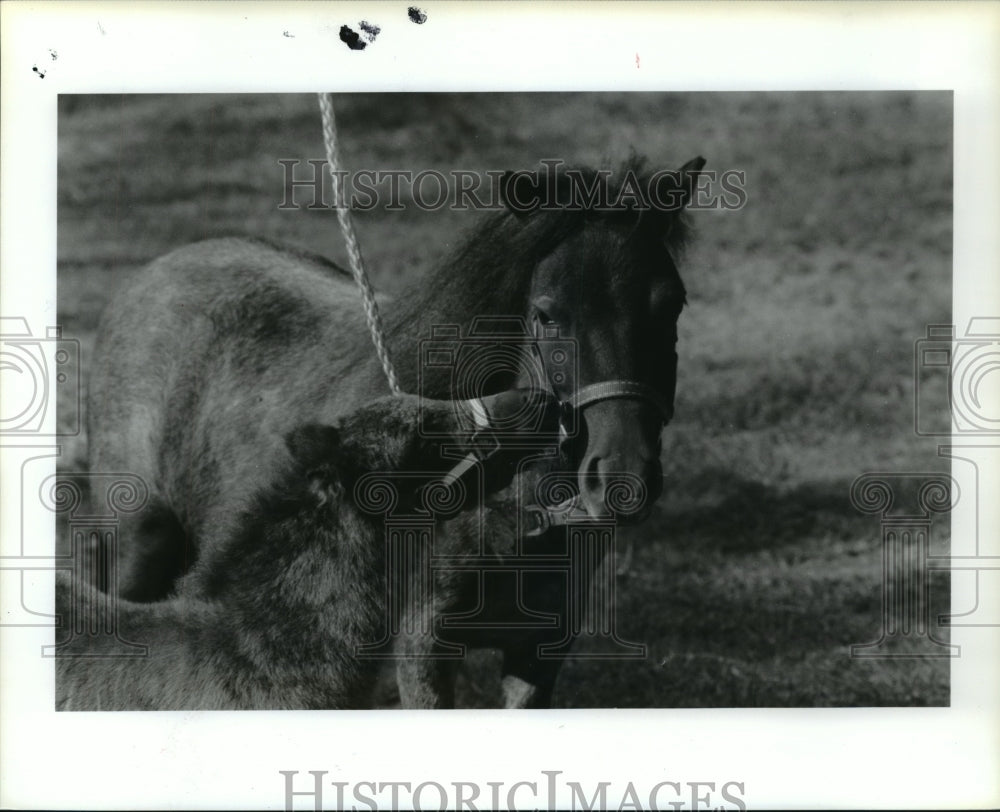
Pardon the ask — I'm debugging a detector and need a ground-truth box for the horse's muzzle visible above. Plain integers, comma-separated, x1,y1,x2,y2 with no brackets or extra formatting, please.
577,454,663,523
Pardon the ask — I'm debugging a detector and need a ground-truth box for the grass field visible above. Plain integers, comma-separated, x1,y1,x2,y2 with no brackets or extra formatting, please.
57,92,953,707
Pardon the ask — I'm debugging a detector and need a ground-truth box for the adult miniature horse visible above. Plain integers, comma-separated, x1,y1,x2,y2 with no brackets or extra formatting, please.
87,155,706,708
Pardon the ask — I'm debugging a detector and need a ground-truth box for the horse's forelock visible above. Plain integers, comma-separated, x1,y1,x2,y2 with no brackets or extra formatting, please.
385,157,692,379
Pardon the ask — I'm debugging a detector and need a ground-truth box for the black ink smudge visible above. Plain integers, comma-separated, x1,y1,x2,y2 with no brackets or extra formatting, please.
282,30,294,38
339,25,366,50
408,7,427,24
359,20,380,42
32,65,46,78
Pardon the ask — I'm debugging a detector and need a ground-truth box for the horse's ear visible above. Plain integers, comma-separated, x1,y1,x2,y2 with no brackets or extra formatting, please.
285,423,341,469
675,156,707,209
499,170,542,218
285,423,347,506
649,156,707,214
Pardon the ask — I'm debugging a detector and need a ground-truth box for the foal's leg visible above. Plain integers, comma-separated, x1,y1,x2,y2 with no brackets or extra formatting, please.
499,528,573,709
341,391,558,709
391,514,478,710
396,648,460,709
392,575,459,708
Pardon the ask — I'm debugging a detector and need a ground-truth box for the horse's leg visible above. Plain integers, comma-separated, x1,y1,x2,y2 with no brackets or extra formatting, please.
335,391,558,709
391,515,469,710
499,527,573,709
501,654,563,709
87,379,188,600
55,571,219,710
499,580,568,709
381,537,463,710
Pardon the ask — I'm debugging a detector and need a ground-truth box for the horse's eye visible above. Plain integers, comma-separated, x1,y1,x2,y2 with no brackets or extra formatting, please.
532,296,558,330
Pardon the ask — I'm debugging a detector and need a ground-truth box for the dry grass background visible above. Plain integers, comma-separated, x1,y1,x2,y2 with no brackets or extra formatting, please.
57,92,952,707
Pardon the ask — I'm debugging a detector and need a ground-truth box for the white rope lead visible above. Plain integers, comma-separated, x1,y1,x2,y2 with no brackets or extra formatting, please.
317,93,402,395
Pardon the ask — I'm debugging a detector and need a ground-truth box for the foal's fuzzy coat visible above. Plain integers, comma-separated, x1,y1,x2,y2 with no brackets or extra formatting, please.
56,396,499,710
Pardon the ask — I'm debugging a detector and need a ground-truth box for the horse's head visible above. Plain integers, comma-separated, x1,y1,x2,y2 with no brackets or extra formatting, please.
502,157,706,521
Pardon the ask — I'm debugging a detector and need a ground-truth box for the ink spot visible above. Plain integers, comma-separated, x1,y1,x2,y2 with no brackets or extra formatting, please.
49,49,58,61
359,21,381,42
408,6,427,24
282,30,294,38
32,65,46,79
339,25,366,50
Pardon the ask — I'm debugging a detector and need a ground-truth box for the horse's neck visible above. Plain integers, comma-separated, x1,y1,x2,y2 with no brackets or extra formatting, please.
375,273,528,398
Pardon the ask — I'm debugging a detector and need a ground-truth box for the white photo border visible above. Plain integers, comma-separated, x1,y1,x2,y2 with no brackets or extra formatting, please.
2,2,998,809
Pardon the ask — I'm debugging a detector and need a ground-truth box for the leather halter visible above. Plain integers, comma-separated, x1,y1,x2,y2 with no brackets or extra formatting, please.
433,319,675,531
530,315,674,431
565,379,674,426
522,318,673,534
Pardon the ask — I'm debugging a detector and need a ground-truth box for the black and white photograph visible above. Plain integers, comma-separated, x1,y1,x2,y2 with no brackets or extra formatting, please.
52,89,953,712
2,2,998,810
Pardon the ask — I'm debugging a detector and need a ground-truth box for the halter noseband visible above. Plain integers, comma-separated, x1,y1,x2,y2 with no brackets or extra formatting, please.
530,318,675,431
432,320,675,529
565,379,674,426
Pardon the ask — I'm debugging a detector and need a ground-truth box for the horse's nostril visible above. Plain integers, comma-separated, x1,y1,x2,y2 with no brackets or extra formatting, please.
582,455,603,498
578,453,663,520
